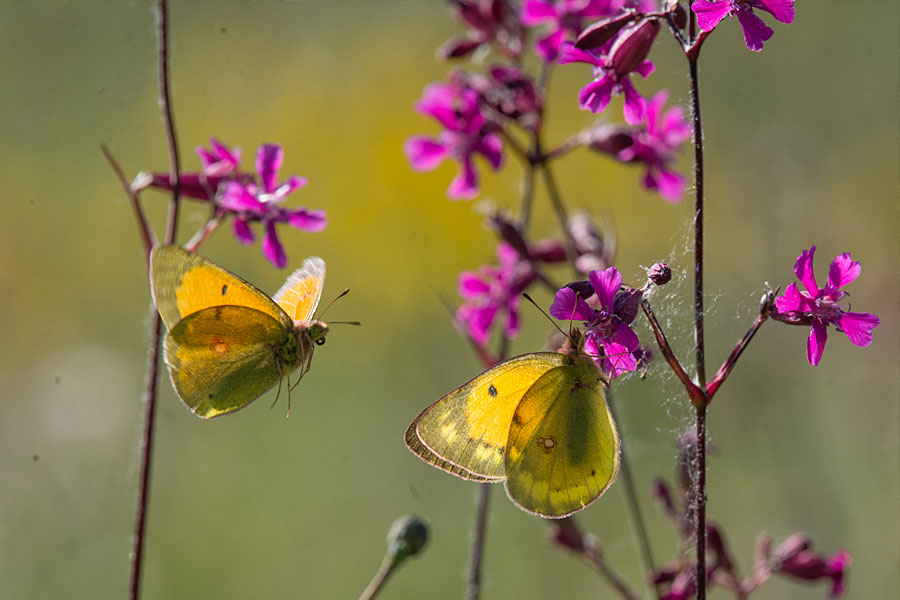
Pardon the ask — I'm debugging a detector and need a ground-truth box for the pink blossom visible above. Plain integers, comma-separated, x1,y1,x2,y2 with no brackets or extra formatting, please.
219,144,326,268
405,80,504,200
692,0,795,52
774,246,880,365
549,267,640,378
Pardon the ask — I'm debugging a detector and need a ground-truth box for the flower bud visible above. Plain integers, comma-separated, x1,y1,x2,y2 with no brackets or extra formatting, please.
609,19,660,78
614,286,642,324
650,478,677,519
386,515,429,565
648,262,672,285
575,11,639,51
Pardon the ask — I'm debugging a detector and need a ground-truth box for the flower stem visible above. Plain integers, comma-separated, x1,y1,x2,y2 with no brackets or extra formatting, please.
358,555,396,600
128,2,181,598
466,484,491,600
687,45,708,598
606,391,656,591
100,144,155,256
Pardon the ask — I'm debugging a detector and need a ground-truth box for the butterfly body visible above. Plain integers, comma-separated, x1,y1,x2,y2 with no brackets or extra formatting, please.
406,331,620,518
149,245,327,418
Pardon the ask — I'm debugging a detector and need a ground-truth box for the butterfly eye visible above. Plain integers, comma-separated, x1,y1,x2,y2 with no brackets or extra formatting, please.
315,337,326,346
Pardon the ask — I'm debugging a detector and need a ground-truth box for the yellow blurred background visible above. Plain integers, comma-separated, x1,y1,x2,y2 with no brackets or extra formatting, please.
0,2,896,599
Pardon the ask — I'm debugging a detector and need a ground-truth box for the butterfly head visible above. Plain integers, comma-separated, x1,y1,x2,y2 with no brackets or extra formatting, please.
296,319,330,346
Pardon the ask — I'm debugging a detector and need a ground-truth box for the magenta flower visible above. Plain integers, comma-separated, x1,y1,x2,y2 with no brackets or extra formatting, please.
772,534,851,598
692,0,795,52
219,144,326,268
558,18,658,125
456,243,536,346
774,246,880,366
405,80,504,200
549,267,640,378
133,138,251,201
618,90,690,201
520,0,618,62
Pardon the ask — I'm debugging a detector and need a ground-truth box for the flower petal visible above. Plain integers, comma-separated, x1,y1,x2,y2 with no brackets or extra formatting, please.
757,0,795,24
549,287,595,322
448,156,479,199
737,8,774,52
520,0,557,25
232,218,255,245
793,246,819,296
579,77,614,113
621,78,645,125
415,83,459,131
826,252,861,291
475,133,504,170
807,320,828,366
404,136,450,171
458,272,491,298
589,267,622,310
286,207,327,232
261,220,287,268
256,144,284,193
558,42,605,67
536,27,566,62
691,0,733,32
774,282,804,312
838,311,880,348
655,168,686,203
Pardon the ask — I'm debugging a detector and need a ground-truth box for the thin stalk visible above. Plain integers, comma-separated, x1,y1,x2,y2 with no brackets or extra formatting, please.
687,25,709,595
101,144,155,257
538,161,578,260
128,2,181,598
466,484,491,600
359,555,395,600
606,391,656,591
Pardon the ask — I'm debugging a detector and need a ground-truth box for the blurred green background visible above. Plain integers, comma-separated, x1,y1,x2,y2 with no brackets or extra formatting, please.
0,2,896,599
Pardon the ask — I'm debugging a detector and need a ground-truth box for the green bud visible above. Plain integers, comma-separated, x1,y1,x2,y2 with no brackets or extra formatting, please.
386,515,429,566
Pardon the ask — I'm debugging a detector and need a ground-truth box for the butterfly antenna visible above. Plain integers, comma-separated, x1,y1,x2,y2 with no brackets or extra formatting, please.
328,320,361,326
316,287,351,322
522,293,568,338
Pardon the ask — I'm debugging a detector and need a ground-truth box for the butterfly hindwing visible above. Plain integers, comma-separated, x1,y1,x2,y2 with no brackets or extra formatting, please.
150,244,292,330
163,305,305,418
273,256,326,321
504,354,619,518
408,353,568,481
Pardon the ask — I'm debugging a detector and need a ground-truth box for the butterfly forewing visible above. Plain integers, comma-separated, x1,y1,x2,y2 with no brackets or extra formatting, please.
504,355,620,518
150,244,292,330
164,305,301,418
273,256,325,321
409,353,568,480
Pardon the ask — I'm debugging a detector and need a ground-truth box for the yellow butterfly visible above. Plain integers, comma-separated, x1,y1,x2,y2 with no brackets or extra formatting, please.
149,244,328,418
405,330,620,518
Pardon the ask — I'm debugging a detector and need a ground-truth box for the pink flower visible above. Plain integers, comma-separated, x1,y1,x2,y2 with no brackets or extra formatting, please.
549,267,640,378
692,0,795,52
456,243,536,346
774,246,880,366
405,80,504,200
617,90,690,201
558,18,658,125
219,144,326,268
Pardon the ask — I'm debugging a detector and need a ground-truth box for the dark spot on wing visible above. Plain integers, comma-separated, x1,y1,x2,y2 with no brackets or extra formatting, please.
488,383,498,397
222,284,228,296
591,469,596,476
208,393,214,399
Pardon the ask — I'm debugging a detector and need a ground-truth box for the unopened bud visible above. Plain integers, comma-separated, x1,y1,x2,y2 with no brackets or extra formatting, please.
386,515,429,565
609,19,660,78
575,11,639,50
648,262,672,285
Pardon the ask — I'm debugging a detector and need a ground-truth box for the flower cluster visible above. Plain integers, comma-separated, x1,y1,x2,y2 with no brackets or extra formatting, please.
134,139,326,268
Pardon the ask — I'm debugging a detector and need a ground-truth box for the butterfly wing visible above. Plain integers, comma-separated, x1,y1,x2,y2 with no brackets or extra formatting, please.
163,305,303,418
150,244,292,331
504,354,620,518
273,256,325,322
406,353,568,481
